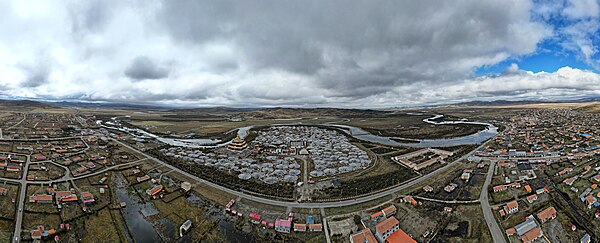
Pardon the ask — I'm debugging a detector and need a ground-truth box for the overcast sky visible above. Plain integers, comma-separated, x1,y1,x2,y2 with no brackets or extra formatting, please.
0,0,599,108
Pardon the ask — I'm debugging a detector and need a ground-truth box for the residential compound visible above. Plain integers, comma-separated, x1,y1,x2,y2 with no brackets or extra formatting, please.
473,109,600,242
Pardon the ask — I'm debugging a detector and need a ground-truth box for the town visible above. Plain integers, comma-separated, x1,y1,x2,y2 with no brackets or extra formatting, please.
0,102,597,243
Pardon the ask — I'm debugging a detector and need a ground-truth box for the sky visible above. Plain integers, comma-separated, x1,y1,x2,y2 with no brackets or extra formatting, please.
0,0,599,108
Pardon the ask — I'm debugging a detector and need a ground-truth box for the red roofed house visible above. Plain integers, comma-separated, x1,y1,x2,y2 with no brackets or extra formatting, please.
61,195,78,203
375,216,400,242
386,228,417,243
493,185,507,192
146,185,163,199
526,194,538,204
371,211,384,221
293,223,306,232
275,218,292,233
503,201,519,215
536,206,557,223
81,192,95,204
521,226,542,243
308,224,322,232
382,205,397,218
350,228,377,243
524,185,532,193
249,213,261,224
585,195,597,209
29,194,53,204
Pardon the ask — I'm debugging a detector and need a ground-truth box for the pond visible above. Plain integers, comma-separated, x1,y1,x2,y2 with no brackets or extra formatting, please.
114,187,161,242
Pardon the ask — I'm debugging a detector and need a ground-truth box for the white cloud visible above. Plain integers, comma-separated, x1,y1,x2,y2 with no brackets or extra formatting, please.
563,0,600,19
0,0,584,108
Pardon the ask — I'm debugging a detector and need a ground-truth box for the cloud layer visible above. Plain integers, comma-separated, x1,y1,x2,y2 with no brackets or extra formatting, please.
0,0,598,107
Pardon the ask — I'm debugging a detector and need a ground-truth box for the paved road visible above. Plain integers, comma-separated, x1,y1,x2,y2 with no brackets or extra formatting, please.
7,114,26,130
12,155,30,243
411,195,479,204
114,138,487,208
480,160,507,243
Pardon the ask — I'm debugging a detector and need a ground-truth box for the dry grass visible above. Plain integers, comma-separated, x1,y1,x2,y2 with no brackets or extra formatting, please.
82,208,121,242
192,182,235,206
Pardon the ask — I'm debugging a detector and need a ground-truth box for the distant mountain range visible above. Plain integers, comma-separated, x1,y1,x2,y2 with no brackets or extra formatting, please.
3,96,600,111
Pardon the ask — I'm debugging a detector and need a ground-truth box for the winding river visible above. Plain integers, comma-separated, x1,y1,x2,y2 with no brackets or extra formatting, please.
328,115,498,148
100,114,497,148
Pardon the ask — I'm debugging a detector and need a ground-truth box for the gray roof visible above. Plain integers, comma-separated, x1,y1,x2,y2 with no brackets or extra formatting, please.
514,216,538,237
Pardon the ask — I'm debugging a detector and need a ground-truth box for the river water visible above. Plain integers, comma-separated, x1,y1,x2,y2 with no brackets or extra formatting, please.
101,114,497,149
328,115,498,148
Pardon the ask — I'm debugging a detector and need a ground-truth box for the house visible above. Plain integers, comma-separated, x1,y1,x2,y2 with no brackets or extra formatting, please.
514,216,543,243
493,185,507,192
581,233,591,243
308,224,322,232
536,207,557,223
29,194,53,203
81,192,95,204
584,195,597,209
249,213,261,224
6,165,20,172
382,205,397,218
524,185,532,193
444,183,458,192
350,228,377,243
385,228,417,243
526,194,538,204
370,211,384,221
275,218,292,233
146,185,163,198
55,191,74,201
593,174,600,182
564,177,576,186
422,185,433,192
293,223,306,232
31,227,43,240
403,196,417,205
61,195,78,203
375,216,400,242
0,187,7,196
136,175,150,182
521,226,543,243
180,181,192,192
460,172,471,181
536,187,548,194
503,201,519,214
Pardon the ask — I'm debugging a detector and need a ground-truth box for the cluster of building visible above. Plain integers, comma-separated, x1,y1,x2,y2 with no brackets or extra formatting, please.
224,199,322,234
29,187,95,206
0,153,24,173
253,126,371,177
505,206,557,243
160,147,302,184
351,205,415,243
391,148,453,170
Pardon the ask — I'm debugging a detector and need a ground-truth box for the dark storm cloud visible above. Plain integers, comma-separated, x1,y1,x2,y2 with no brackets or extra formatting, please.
124,56,170,81
157,0,549,98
